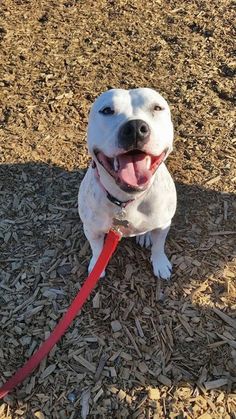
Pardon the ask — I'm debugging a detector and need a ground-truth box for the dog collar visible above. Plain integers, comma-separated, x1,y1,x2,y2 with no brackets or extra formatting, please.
92,160,134,208
106,191,133,208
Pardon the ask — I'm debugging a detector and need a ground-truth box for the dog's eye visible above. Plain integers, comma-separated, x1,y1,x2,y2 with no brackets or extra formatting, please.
99,107,115,115
153,104,163,112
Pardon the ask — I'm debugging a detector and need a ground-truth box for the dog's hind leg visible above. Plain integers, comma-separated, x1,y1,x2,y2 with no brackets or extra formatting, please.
84,227,106,277
150,222,172,280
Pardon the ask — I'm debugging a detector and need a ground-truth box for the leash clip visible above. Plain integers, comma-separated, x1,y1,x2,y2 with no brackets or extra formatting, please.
110,225,124,237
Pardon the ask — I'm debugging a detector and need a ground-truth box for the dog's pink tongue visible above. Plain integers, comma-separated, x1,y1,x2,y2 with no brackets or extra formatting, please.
118,153,151,186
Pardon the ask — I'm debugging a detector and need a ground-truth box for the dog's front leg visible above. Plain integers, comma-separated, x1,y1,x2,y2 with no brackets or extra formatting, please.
150,222,172,280
84,226,106,277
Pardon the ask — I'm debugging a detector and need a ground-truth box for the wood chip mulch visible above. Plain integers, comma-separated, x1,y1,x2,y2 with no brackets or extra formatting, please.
0,0,235,418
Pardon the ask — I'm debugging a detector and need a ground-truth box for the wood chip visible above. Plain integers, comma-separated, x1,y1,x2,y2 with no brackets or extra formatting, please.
80,389,91,419
92,292,100,309
209,230,236,236
197,414,213,419
111,320,122,332
94,353,109,381
117,389,127,401
120,351,133,361
1,2,235,417
213,307,236,329
109,367,117,377
178,314,194,336
34,412,45,419
39,364,56,380
73,355,96,373
204,378,228,390
138,361,148,373
109,386,119,394
135,317,145,338
123,325,142,357
205,175,221,185
93,388,104,403
157,374,172,387
123,301,135,320
148,388,160,400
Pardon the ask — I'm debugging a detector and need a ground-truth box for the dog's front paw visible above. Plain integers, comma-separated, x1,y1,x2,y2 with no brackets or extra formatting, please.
151,253,172,280
136,232,152,248
88,257,105,278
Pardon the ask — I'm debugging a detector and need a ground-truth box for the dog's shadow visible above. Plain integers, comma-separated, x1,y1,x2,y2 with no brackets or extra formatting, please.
106,172,235,304
0,162,235,413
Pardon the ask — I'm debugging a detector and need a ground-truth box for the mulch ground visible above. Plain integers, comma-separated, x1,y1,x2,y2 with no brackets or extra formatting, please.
0,0,235,418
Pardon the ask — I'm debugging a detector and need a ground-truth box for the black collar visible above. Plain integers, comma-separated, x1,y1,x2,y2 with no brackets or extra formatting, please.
106,191,132,208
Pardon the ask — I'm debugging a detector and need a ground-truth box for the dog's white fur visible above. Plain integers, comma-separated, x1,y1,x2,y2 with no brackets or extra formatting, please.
78,88,177,279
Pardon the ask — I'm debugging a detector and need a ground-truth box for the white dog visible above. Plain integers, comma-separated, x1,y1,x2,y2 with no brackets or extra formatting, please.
78,88,176,279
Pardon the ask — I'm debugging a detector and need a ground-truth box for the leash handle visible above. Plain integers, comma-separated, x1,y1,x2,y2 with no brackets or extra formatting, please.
0,229,121,399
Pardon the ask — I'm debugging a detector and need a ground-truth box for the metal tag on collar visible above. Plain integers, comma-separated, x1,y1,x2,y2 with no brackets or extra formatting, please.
112,205,130,230
112,217,130,229
114,206,126,220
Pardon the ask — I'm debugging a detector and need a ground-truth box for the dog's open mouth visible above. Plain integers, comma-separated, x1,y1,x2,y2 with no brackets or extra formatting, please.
95,149,167,191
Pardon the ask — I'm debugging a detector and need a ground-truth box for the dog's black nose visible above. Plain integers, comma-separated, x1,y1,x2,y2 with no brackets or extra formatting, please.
118,119,150,149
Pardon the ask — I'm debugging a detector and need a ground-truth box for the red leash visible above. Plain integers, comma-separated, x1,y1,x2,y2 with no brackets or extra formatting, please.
0,229,121,399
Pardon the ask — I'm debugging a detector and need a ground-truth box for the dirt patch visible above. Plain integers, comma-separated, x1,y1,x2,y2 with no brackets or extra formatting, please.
0,0,235,418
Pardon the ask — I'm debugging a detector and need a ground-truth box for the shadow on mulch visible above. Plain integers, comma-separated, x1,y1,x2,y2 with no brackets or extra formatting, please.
1,161,234,287
0,162,235,417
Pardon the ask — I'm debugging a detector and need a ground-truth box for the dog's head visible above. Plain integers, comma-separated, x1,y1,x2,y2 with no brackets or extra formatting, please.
87,88,174,194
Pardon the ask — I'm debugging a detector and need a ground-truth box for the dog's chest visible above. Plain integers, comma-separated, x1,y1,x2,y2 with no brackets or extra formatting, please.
79,164,176,237
109,201,158,237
